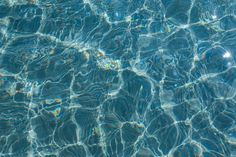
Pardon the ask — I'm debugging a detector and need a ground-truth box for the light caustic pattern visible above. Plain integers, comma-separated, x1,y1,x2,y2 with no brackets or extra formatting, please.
0,0,236,157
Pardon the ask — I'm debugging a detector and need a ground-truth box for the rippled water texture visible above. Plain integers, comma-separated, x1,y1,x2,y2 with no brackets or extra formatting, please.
0,0,236,157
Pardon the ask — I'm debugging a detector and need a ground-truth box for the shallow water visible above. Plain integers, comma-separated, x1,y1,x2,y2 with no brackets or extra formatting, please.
0,0,236,157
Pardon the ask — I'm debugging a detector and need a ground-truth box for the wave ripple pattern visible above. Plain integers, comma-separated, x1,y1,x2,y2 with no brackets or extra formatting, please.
0,0,236,157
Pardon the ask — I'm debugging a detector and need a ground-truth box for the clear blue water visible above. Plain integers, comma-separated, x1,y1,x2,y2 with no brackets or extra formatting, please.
0,0,236,157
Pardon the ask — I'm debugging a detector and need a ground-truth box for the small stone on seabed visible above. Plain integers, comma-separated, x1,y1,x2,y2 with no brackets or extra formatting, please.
52,107,61,117
96,51,120,70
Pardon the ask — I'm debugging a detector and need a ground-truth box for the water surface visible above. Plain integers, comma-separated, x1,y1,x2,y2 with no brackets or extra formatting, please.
0,0,236,156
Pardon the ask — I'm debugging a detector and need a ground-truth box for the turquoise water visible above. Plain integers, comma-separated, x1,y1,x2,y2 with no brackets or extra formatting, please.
0,0,236,156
